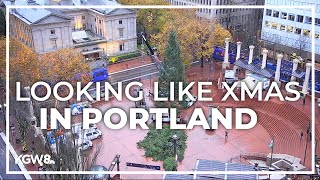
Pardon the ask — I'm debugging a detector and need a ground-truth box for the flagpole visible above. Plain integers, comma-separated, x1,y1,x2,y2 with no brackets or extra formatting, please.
269,138,274,167
269,138,275,180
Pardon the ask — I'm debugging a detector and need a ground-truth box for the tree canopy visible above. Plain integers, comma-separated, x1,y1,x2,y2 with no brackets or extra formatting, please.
151,9,232,65
39,48,90,84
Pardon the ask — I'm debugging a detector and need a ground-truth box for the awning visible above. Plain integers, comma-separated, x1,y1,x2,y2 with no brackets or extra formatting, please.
81,49,103,55
72,30,88,40
234,59,274,78
292,69,305,79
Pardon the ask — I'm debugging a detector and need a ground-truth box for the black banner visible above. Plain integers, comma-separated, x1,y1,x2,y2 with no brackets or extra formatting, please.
126,162,160,170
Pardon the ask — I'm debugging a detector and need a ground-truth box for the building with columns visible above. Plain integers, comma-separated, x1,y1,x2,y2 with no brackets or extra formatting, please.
9,8,137,58
260,0,320,62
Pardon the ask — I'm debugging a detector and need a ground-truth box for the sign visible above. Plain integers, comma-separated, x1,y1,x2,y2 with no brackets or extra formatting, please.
126,162,160,170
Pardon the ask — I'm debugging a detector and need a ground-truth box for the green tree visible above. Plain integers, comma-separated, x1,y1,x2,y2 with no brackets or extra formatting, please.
137,125,187,170
0,10,5,37
159,31,186,102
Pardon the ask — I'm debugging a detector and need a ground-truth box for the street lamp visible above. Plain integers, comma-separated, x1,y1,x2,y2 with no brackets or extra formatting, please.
304,124,311,165
172,134,179,161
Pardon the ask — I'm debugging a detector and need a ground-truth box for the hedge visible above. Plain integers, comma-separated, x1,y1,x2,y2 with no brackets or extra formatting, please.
108,51,141,63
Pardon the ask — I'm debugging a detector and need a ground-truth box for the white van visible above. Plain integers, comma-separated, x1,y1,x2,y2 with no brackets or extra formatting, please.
243,74,270,91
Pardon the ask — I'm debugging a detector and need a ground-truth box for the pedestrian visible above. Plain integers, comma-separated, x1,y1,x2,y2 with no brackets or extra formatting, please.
303,96,306,105
225,131,228,141
300,132,303,140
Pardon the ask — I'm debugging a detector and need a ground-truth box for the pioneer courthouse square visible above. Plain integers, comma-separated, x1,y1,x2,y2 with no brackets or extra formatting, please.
0,0,319,179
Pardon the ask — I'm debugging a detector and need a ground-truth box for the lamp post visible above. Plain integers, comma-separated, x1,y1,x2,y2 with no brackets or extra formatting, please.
0,99,5,128
172,134,179,161
304,124,311,165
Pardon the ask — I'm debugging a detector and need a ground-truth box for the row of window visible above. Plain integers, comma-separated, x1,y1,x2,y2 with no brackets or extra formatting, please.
266,9,320,25
265,21,320,39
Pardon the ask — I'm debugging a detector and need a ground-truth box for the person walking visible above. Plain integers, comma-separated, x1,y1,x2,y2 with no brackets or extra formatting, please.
300,132,304,141
225,131,228,141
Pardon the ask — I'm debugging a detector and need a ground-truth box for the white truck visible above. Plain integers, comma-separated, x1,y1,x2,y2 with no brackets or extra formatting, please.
242,74,270,91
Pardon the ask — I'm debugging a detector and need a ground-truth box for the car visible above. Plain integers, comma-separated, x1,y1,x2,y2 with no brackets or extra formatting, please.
71,102,92,116
153,113,181,123
185,96,198,107
84,129,102,140
78,140,93,151
72,123,97,134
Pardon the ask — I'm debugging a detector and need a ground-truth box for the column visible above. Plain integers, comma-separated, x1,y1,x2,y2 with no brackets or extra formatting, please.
233,41,242,73
274,54,283,86
302,63,312,95
261,49,268,69
248,45,255,64
223,38,230,69
290,58,300,82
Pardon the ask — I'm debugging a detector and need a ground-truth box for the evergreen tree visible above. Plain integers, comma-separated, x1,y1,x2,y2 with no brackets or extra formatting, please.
159,31,186,104
0,10,5,37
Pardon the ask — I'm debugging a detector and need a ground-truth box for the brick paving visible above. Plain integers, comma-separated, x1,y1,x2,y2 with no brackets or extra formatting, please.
3,60,319,179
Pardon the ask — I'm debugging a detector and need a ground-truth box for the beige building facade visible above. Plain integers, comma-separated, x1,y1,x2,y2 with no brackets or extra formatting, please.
10,8,137,58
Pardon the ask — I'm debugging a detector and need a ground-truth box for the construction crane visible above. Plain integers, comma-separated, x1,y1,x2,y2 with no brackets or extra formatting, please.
138,32,161,64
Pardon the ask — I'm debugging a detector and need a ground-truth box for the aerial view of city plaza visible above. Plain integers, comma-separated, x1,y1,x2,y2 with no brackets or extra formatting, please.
0,0,320,179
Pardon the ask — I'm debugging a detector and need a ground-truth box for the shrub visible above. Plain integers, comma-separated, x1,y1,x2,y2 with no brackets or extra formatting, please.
137,125,187,169
163,157,177,171
108,51,141,63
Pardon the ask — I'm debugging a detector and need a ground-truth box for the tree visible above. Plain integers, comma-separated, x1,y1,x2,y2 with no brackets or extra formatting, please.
152,9,232,65
8,38,41,87
159,30,186,103
0,10,5,37
40,48,90,84
137,125,187,170
0,37,5,80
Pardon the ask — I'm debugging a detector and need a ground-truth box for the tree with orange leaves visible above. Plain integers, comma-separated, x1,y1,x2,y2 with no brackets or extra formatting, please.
8,38,41,87
151,9,232,65
39,48,91,85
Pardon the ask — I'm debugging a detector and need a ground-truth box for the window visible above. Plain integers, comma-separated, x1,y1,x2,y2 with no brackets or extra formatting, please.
296,15,303,22
280,12,287,19
99,29,102,36
82,15,85,20
287,25,293,33
288,14,295,21
266,9,272,16
265,21,271,27
316,18,320,25
273,11,279,18
119,20,122,24
95,18,96,22
303,29,310,37
52,40,57,49
50,29,55,34
118,28,124,38
99,20,102,24
295,28,302,35
271,22,278,29
280,25,286,31
305,16,312,24
119,43,124,51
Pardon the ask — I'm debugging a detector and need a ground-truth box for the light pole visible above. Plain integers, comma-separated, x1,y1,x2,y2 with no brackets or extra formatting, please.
0,98,5,128
304,124,311,165
172,134,179,161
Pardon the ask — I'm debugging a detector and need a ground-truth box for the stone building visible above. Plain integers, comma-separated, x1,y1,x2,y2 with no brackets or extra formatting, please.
9,8,137,58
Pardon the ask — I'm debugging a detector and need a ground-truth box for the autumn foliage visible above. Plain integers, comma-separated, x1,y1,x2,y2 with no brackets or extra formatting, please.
151,9,232,64
0,37,91,88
